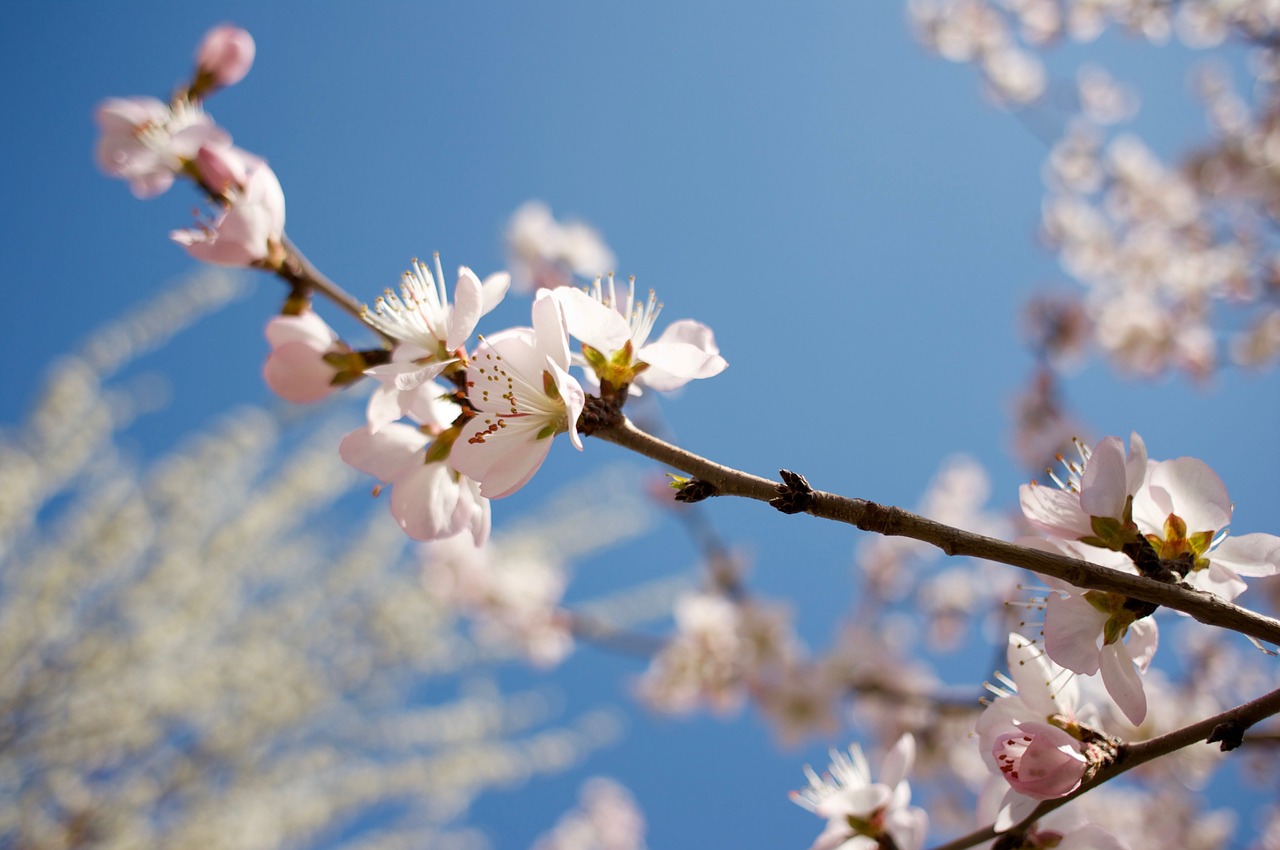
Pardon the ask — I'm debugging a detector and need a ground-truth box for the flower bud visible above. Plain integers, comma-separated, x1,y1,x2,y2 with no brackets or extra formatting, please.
992,721,1086,800
195,25,256,91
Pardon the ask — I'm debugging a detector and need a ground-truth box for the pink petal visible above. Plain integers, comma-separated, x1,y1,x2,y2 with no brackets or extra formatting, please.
196,25,256,88
1079,436,1126,519
265,311,337,348
450,417,554,500
262,340,337,403
338,423,426,482
390,462,466,541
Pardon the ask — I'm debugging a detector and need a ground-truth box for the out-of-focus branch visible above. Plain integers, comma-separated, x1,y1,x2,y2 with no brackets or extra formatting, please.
588,416,1280,648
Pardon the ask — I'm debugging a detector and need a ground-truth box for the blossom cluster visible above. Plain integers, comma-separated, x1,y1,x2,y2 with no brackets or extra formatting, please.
1020,432,1280,723
94,22,1280,850
913,0,1280,379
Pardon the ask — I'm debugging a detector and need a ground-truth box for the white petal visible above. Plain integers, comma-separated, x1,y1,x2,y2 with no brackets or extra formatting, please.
1125,617,1159,673
1019,483,1093,540
552,287,631,354
1150,457,1232,533
1100,641,1147,725
1210,533,1280,577
480,271,511,314
447,267,485,351
339,423,426,482
1044,593,1105,675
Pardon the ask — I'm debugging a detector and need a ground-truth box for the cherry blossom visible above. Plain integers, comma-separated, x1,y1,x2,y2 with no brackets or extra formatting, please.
1131,456,1280,601
790,734,927,850
360,256,509,423
449,294,585,499
1019,433,1147,548
339,385,490,545
553,274,727,393
95,96,228,198
977,635,1098,829
171,159,286,267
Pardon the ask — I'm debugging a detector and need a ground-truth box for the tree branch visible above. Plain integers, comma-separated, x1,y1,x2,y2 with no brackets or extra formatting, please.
587,417,1280,647
927,684,1280,850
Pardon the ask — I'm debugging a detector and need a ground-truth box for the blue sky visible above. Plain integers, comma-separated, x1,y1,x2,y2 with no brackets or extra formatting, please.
3,2,1278,848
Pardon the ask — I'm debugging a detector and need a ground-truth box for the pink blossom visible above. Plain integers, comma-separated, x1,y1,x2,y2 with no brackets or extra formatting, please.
262,310,344,404
1019,538,1157,725
977,635,1099,830
450,294,585,499
95,96,227,198
339,400,490,546
195,25,256,90
1131,456,1280,601
1019,433,1146,546
992,720,1087,800
171,159,286,267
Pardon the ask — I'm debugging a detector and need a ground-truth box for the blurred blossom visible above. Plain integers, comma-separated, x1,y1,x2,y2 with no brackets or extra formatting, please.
95,96,227,198
1078,66,1139,125
423,534,573,667
982,46,1046,104
506,201,616,292
0,275,644,849
531,778,646,850
194,25,256,92
171,159,286,267
638,592,797,715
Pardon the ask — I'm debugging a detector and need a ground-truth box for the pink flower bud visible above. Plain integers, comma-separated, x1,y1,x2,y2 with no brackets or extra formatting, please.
193,144,254,196
263,311,342,403
992,721,1086,800
196,25,256,89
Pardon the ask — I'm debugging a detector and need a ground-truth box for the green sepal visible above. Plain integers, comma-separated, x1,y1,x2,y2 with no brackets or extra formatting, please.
423,424,462,464
666,473,691,490
542,370,561,401
322,350,371,386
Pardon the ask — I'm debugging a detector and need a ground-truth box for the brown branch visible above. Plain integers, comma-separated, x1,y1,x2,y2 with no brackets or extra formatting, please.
587,417,1280,647
928,684,1280,850
276,235,396,346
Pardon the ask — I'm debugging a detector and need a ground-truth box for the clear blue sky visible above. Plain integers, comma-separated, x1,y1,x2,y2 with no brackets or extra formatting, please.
2,2,1277,847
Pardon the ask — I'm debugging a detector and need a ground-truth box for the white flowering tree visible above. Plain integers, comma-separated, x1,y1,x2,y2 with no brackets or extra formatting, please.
13,3,1280,848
